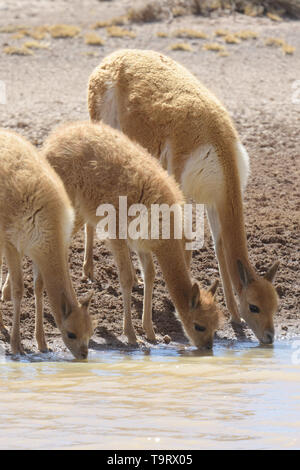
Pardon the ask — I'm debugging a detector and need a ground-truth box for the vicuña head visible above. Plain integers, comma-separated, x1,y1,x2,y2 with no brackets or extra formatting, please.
178,280,221,350
237,260,279,344
57,293,94,359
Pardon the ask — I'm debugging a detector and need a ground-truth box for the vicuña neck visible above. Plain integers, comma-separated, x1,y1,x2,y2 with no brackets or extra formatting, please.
153,239,192,318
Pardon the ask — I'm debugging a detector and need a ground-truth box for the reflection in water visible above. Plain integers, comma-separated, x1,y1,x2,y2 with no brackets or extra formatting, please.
0,340,299,450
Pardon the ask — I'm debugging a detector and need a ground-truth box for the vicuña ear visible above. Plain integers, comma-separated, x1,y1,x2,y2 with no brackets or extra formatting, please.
190,283,200,310
209,279,219,297
80,291,94,311
61,292,72,319
237,260,253,287
264,261,280,283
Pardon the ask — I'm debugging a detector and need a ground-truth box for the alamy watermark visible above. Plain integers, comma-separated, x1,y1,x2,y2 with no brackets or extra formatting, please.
95,197,205,250
0,81,6,105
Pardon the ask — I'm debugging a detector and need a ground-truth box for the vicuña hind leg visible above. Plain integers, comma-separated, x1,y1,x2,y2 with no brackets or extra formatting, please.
206,205,241,323
83,223,95,280
108,239,136,344
138,251,156,342
33,264,47,352
5,244,24,355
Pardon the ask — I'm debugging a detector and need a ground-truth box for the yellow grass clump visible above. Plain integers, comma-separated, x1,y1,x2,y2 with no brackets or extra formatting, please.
235,30,259,40
106,26,136,38
156,31,168,38
82,51,99,57
223,34,240,44
282,44,295,55
244,4,263,17
10,26,49,40
265,37,286,47
218,50,230,57
3,46,33,56
267,12,282,22
23,40,48,49
0,25,28,33
214,29,230,37
11,31,27,39
172,7,186,17
170,42,193,52
84,32,105,46
173,29,208,39
92,16,127,29
203,42,226,52
49,24,81,38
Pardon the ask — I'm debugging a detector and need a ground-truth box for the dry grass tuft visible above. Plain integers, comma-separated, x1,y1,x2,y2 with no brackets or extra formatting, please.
10,26,49,40
28,26,49,40
173,28,208,39
203,42,226,52
23,40,49,49
244,4,264,17
82,51,99,57
172,6,186,17
214,29,230,37
0,25,28,33
282,44,295,55
223,34,240,44
156,31,169,38
49,24,81,38
170,42,193,51
127,2,164,23
3,45,34,56
235,30,259,40
218,50,230,57
84,32,105,46
106,26,136,38
267,12,282,21
92,15,128,29
265,37,286,47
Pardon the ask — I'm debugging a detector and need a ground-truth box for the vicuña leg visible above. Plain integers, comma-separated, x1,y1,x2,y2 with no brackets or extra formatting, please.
33,264,47,352
5,243,24,354
0,244,6,331
83,223,95,280
206,205,241,323
138,251,156,342
108,239,136,344
1,272,11,302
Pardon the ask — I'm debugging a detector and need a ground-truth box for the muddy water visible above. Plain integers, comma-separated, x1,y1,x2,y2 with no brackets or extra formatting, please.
0,339,300,450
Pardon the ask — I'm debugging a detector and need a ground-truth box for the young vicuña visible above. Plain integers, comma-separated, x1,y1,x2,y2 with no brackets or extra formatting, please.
0,129,93,358
41,121,221,349
87,49,279,344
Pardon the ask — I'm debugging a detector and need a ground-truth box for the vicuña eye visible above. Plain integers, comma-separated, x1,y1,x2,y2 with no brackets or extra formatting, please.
194,323,206,332
67,332,77,339
249,304,260,313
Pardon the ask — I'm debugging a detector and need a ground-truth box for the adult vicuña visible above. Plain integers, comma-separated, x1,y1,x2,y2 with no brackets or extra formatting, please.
0,129,93,358
88,49,279,345
41,121,221,349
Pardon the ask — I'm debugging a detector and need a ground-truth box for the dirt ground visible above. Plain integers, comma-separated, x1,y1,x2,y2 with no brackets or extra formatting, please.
0,0,299,356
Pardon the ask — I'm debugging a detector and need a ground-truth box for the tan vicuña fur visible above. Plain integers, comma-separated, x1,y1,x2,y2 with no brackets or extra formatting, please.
41,121,221,349
88,49,279,344
0,129,93,358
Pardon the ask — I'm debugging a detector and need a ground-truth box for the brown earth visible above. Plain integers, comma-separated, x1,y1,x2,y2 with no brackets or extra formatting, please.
0,0,299,356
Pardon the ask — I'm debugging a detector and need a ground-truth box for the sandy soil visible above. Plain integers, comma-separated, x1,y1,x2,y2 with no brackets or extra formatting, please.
0,0,299,356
